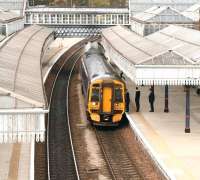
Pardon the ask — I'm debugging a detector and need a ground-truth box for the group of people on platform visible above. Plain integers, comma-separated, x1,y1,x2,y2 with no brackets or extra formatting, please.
125,86,155,113
120,71,155,113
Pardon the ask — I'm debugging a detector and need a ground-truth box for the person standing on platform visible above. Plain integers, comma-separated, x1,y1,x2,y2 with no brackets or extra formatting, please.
125,91,130,112
120,71,125,80
149,87,155,112
135,86,140,112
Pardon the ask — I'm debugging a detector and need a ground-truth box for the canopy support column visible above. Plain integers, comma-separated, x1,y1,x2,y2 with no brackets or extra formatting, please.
164,85,169,112
185,86,191,133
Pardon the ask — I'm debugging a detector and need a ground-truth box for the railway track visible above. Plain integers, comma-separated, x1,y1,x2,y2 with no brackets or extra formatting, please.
47,50,82,180
34,38,88,180
94,126,143,180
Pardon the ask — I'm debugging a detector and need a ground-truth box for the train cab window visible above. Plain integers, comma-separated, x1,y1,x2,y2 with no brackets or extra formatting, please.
91,88,100,102
114,88,123,102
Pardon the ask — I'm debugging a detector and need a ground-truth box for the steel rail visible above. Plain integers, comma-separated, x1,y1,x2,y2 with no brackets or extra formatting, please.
94,128,117,180
66,52,84,180
46,46,84,180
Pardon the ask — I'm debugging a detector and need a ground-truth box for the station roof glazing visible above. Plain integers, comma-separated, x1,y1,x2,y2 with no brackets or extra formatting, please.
0,25,53,108
182,4,200,21
130,0,200,13
132,6,193,23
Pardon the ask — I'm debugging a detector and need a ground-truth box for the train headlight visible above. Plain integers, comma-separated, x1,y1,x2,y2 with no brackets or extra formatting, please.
114,103,123,110
92,102,99,106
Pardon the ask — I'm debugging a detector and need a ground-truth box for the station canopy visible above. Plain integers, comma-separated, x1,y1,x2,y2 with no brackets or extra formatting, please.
130,0,200,15
182,3,200,21
101,25,200,85
0,25,53,109
132,6,193,23
0,9,23,23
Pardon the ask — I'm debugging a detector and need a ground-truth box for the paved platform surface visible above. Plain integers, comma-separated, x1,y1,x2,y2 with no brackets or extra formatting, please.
0,143,33,180
42,38,83,81
126,79,200,180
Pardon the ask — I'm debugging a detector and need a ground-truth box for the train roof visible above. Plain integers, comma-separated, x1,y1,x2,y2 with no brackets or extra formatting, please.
83,47,119,81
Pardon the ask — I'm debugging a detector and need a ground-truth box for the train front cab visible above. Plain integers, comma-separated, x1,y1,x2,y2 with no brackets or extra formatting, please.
87,79,125,126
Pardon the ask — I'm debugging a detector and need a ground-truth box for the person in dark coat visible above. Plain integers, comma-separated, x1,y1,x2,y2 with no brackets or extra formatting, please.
135,86,140,112
149,87,155,112
125,91,130,112
120,71,125,80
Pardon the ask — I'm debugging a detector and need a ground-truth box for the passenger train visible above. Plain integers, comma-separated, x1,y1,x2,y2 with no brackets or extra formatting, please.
80,44,126,126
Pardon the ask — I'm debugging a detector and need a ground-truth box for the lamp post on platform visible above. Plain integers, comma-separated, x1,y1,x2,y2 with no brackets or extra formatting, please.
185,85,191,133
164,84,169,112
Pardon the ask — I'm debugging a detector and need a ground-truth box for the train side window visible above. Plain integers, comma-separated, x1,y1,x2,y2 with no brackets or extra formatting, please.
91,88,100,102
114,88,123,102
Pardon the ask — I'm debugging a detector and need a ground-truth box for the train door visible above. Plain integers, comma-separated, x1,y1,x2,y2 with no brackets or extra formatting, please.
102,86,113,113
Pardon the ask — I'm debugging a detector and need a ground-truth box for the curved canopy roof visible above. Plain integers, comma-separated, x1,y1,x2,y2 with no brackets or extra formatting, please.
0,25,54,108
102,25,200,65
147,25,200,63
101,25,200,85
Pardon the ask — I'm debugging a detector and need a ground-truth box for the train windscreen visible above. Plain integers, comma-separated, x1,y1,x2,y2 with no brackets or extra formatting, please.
91,88,100,102
114,87,123,102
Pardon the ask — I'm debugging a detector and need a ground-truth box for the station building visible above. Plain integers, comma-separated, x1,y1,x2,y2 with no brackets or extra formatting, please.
182,3,200,22
130,6,196,36
130,0,200,16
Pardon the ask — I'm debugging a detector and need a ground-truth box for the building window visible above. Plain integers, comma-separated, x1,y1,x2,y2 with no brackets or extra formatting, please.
63,14,68,24
32,14,37,23
26,13,31,23
81,14,86,24
118,15,123,24
57,14,62,24
69,14,73,24
106,14,111,24
51,14,56,24
112,14,117,24
44,14,49,24
88,14,92,24
75,14,81,24
39,14,43,24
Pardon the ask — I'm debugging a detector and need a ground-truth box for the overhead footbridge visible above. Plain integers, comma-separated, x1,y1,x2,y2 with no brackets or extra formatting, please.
0,25,54,143
101,25,200,132
25,7,130,37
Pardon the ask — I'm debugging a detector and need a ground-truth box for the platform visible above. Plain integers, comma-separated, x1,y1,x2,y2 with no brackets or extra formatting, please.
126,79,200,180
0,142,34,180
42,38,83,81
